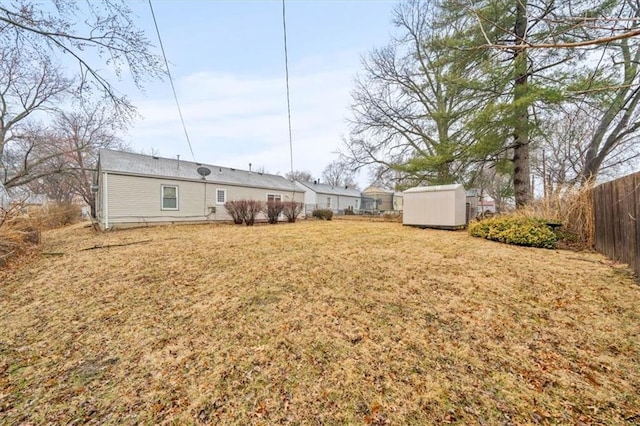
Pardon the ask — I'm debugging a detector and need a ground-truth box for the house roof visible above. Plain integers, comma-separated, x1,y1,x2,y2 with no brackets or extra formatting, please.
362,185,394,194
295,180,361,197
98,149,297,191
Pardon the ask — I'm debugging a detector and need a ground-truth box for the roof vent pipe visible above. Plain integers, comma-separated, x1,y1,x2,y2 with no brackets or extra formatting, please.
249,162,252,173
177,154,180,169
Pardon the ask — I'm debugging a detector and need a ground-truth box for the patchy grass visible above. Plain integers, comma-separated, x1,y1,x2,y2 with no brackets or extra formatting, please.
1,221,639,424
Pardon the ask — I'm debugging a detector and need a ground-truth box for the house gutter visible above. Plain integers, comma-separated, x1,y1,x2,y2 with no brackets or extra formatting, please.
103,172,109,229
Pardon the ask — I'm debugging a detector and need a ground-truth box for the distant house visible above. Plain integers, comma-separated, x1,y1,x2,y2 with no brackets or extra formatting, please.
478,198,496,214
95,149,304,229
295,180,361,214
361,186,403,213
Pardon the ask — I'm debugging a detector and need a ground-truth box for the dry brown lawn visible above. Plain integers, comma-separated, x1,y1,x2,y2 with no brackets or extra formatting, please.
1,219,639,425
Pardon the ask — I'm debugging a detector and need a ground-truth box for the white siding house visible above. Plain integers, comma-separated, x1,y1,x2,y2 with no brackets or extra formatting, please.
294,180,361,214
95,149,304,229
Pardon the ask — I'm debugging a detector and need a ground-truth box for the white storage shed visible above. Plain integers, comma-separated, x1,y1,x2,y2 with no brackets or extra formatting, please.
403,184,467,229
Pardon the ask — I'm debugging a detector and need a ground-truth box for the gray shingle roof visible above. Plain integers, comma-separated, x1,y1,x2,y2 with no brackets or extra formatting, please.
295,180,361,197
99,149,297,191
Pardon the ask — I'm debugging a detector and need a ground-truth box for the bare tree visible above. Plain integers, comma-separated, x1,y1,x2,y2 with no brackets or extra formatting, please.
52,106,126,215
2,124,69,189
322,160,357,188
0,46,73,183
285,170,313,182
341,0,505,190
0,1,164,119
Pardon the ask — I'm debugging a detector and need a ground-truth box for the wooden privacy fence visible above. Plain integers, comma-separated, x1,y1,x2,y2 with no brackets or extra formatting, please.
592,171,640,276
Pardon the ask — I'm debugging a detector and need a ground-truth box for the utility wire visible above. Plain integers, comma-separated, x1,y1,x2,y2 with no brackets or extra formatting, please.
148,0,195,161
282,0,295,178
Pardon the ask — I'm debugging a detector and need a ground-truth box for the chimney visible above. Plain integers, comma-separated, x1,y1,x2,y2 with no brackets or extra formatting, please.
177,154,180,169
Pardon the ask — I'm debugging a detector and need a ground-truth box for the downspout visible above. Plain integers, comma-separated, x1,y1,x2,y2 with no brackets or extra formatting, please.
103,172,109,229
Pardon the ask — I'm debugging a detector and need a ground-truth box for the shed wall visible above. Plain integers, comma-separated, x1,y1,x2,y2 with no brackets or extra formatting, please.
403,187,466,228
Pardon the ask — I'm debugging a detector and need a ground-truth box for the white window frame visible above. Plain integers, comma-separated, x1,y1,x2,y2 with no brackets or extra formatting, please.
266,193,282,203
327,197,332,208
161,185,179,210
216,189,227,205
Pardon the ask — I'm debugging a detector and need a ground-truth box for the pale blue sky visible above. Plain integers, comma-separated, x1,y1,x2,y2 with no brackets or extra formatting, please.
121,0,397,184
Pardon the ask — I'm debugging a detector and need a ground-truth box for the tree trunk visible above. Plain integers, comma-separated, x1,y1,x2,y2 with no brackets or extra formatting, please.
512,0,531,207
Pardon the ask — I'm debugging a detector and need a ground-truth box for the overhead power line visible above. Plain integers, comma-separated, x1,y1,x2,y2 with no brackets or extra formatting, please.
282,0,295,178
148,0,195,161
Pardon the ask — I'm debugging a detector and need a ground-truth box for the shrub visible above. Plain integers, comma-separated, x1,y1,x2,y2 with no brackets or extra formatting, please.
34,202,82,229
520,185,594,249
224,200,244,224
0,204,41,267
468,215,558,249
243,200,263,226
312,209,333,221
224,199,264,226
264,201,284,224
282,201,304,223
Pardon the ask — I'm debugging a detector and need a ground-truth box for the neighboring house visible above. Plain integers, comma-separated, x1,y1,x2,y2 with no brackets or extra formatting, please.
361,186,403,212
295,180,361,214
478,198,496,214
465,189,480,217
95,149,304,229
393,192,404,212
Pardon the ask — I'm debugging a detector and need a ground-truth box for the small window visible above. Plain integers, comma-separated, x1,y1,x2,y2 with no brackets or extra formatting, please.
162,185,178,210
267,193,282,203
327,197,331,208
355,199,359,209
216,189,226,204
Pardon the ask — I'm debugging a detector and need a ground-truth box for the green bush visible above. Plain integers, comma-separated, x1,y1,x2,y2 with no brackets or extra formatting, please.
312,209,333,221
468,215,558,249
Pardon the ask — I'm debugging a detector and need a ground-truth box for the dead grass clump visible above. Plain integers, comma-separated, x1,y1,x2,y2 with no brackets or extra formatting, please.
382,212,402,222
32,202,83,229
0,209,41,267
520,185,594,249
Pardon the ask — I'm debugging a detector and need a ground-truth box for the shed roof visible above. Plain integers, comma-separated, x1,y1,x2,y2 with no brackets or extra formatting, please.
295,180,361,197
403,184,464,194
99,149,296,191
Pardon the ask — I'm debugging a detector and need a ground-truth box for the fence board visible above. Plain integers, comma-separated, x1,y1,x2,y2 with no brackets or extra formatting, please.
593,171,640,276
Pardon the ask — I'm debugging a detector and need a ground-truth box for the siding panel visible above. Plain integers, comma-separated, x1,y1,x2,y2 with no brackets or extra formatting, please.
105,173,304,227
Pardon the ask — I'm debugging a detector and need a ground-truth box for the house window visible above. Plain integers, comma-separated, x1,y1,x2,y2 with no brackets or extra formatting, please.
355,199,359,209
267,193,282,203
161,185,178,210
216,189,226,204
327,197,331,208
